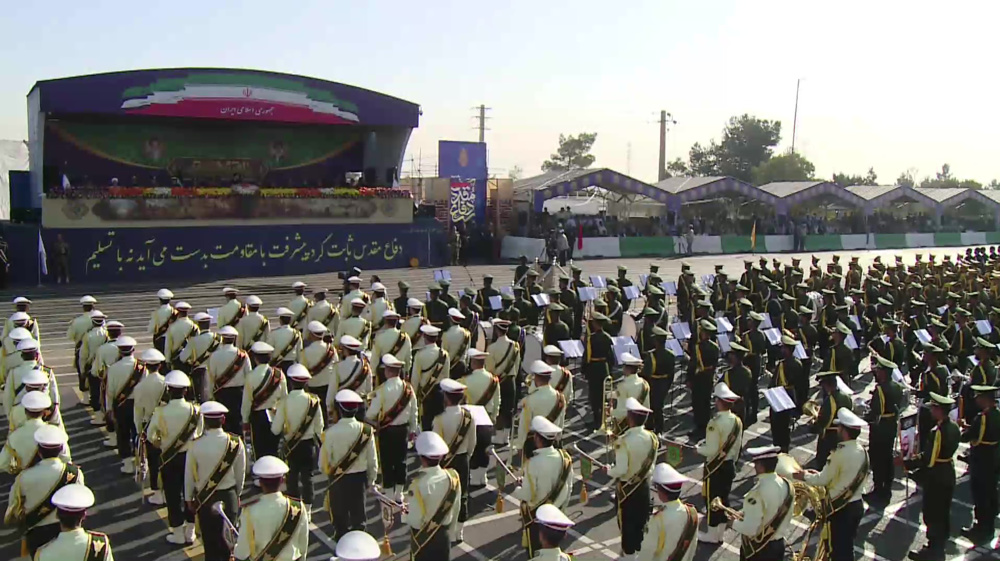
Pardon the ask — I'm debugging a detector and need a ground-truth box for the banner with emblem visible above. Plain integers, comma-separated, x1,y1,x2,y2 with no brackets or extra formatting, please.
449,178,476,223
439,141,487,222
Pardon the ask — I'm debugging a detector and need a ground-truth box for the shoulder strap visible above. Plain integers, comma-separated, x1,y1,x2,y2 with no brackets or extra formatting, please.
329,425,373,484
411,470,460,554
22,463,81,529
281,397,320,457
254,498,304,561
191,435,241,511
664,504,698,561
442,410,474,467
309,344,337,377
214,350,249,392
251,367,282,409
161,405,201,465
379,383,414,429
84,532,111,561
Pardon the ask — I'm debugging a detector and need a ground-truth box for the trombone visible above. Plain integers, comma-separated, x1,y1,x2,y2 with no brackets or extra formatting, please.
213,501,239,551
710,497,744,520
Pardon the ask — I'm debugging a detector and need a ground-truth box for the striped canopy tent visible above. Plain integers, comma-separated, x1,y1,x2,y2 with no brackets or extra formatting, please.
917,187,1000,229
759,181,866,213
515,168,674,212
846,184,939,213
655,176,784,213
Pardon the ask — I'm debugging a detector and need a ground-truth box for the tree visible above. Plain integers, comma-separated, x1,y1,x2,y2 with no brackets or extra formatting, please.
918,164,981,189
832,167,878,187
687,142,718,176
679,114,781,182
896,171,916,188
541,133,597,172
751,150,816,184
864,167,878,185
508,165,524,181
664,158,689,178
936,163,952,181
987,179,1000,190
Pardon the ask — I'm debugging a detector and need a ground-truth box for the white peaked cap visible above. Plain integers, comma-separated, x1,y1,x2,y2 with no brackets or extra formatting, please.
420,325,441,336
836,408,867,429
415,431,449,458
351,298,366,307
52,484,95,512
22,391,52,411
626,397,652,414
371,283,386,291
201,401,229,417
335,389,364,404
407,298,424,308
530,360,554,376
439,378,467,393
651,462,688,488
250,341,274,354
621,353,643,366
340,335,363,350
713,382,739,401
307,321,328,334
10,312,29,322
157,289,174,299
13,296,31,304
164,370,191,388
105,320,124,329
174,301,192,310
34,425,68,448
222,287,239,294
89,310,106,319
334,530,381,561
22,369,48,386
381,354,403,368
141,348,165,363
276,307,293,317
246,295,263,306
16,338,38,352
535,504,574,530
466,348,487,359
286,364,311,381
218,326,238,337
292,281,307,289
543,345,564,356
115,335,137,347
252,455,289,477
448,308,465,319
347,276,361,283
382,310,400,319
530,416,562,439
747,445,782,461
9,327,30,340
193,312,211,322
79,295,97,304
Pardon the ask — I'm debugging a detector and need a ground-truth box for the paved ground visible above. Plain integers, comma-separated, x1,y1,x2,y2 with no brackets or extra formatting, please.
1,246,999,561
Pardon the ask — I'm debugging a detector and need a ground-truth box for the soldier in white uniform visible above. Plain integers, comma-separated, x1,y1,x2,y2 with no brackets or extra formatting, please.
612,353,651,434
2,326,35,390
88,320,123,429
637,463,700,561
606,398,659,559
794,408,870,561
433,379,476,542
271,364,324,507
459,349,498,486
696,383,743,544
67,295,98,391
512,416,574,557
133,349,168,505
333,530,381,561
328,335,372,415
4,297,40,341
185,401,246,561
300,321,337,427
148,288,177,353
179,312,220,401
217,287,247,329
732,446,795,561
365,354,417,501
370,310,411,384
337,299,372,349
164,302,198,369
530,504,576,561
339,276,367,319
412,325,449,431
3,425,82,557
242,342,287,459
233,456,310,561
207,326,250,433
536,345,573,403
365,283,392,331
514,360,567,458
402,299,428,344
268,308,303,372
236,295,269,351
0,392,70,473
321,389,378,541
288,281,313,331
104,336,144,473
306,287,340,335
79,312,108,420
442,309,471,379
7,368,62,433
486,319,520,444
146,371,203,545
404,432,461,561
5,338,58,420
34,484,114,561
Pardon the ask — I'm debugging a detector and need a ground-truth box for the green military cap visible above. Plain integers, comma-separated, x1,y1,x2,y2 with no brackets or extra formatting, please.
929,392,955,406
683,270,694,276
643,307,658,316
461,289,474,298
946,291,961,299
618,265,628,272
591,312,609,322
681,263,691,271
399,281,411,289
647,286,664,296
744,259,753,265
798,306,814,315
729,341,749,353
992,306,1000,314
908,282,922,289
718,271,728,277
956,307,970,316
877,297,892,306
594,299,608,309
922,342,944,353
831,273,844,280
501,293,514,302
749,311,765,321
607,285,621,294
976,337,995,349
439,279,451,286
736,284,750,291
548,302,566,311
547,288,561,295
607,278,618,286
835,321,852,335
874,355,898,370
558,274,570,281
649,263,660,272
483,274,494,280
821,289,835,295
527,270,539,277
849,288,864,295
699,319,717,332
971,385,998,395
781,293,795,301
428,282,441,291
697,300,712,308
912,300,926,307
834,304,848,311
781,334,798,346
513,285,525,293
816,371,841,380
882,318,900,327
929,317,947,328
652,326,669,336
649,273,662,281
796,282,809,289
739,298,753,307
571,265,582,272
879,279,892,287
714,264,724,271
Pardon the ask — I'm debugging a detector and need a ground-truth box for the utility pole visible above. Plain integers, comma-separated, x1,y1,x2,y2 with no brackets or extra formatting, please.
791,79,801,153
657,110,676,181
474,104,491,143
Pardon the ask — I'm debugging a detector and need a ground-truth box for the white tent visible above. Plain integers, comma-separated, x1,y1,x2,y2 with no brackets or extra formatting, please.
0,139,29,220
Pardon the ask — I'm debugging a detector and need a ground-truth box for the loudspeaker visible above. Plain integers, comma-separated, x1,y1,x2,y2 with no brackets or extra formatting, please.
363,167,377,186
385,167,398,185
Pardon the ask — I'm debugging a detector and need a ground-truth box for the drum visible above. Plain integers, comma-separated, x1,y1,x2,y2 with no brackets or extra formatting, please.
475,321,491,352
520,327,543,374
618,313,638,341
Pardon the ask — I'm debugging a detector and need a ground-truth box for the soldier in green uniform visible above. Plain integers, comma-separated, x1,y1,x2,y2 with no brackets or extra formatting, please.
771,335,803,452
949,307,975,364
824,322,856,388
568,265,588,338
642,326,675,435
722,341,753,425
871,318,906,370
811,370,854,469
960,385,1000,542
513,287,531,327
864,355,903,504
474,275,500,320
583,313,615,432
905,392,961,561
543,303,571,347
615,265,632,310
637,308,658,354
557,276,578,333
524,271,542,326
741,311,767,423
513,256,530,287
425,284,452,331
963,338,997,424
690,319,719,438
393,281,411,317
438,279,459,310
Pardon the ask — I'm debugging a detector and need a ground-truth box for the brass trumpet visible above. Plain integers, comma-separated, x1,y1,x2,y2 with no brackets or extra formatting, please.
710,497,744,520
801,399,820,420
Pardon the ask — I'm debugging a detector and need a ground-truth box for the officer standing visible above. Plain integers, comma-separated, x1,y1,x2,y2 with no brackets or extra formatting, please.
179,313,219,401
78,312,107,421
425,284,452,331
133,348,167,505
963,338,997,424
7,369,61,432
321,390,378,541
235,295,268,351
442,309,471,378
536,345,573,403
268,308,303,372
206,326,250,434
299,322,337,426
288,281,313,330
959,385,999,543
691,319,720,438
148,288,176,354
147,371,203,545
233,456,310,561
512,416,573,557
583,313,615,432
104,336,143,474
475,274,501,320
404,432,461,561
184,401,245,561
696,383,743,544
433,379,476,543
811,371,854,469
486,319,520,443
721,341,753,424
307,287,340,335
918,344,950,452
217,287,247,328
611,354,650,434
865,355,903,504
337,299,373,350
271,364,324,508
770,336,803,452
164,302,198,369
642,326,674,435
402,299,428,343
606,398,658,559
371,310,411,384
330,336,372,416
637,462,699,561
365,355,417,502
241,342,287,459
67,295,98,391
514,361,567,460
34,484,113,561
732,446,795,561
412,325,449,430
394,281,412,317
459,349,498,487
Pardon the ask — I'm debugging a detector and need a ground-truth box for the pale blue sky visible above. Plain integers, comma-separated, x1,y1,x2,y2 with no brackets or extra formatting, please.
2,0,997,184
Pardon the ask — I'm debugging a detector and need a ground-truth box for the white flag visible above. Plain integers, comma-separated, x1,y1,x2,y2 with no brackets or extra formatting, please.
38,232,48,275
61,174,72,189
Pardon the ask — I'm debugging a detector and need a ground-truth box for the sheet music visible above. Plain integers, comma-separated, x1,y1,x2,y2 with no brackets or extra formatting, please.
489,296,503,310
207,307,219,326
665,339,685,357
716,317,734,333
915,329,932,344
612,337,640,363
589,276,607,289
760,314,773,330
794,343,808,360
500,286,514,297
976,320,992,335
663,281,678,296
462,405,494,426
849,315,862,330
433,270,452,282
623,286,641,300
671,322,691,340
938,305,949,315
531,294,551,307
639,274,649,290
836,375,854,395
578,287,599,302
845,333,859,350
558,340,585,358
764,328,782,345
763,387,796,412
717,333,731,353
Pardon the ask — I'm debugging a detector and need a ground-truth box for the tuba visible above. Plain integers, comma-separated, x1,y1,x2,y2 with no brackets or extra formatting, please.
775,453,829,561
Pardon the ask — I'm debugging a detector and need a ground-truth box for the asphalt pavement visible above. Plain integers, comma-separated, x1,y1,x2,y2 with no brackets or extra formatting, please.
1,245,998,561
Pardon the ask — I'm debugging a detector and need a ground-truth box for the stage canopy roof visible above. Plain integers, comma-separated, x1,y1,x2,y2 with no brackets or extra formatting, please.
654,176,783,210
759,181,866,210
515,168,673,212
915,187,1000,211
847,185,940,211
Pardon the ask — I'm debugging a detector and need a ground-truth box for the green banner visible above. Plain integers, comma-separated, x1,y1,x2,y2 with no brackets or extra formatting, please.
619,236,674,257
986,232,1000,244
873,234,907,249
721,236,754,254
933,232,963,247
803,235,842,251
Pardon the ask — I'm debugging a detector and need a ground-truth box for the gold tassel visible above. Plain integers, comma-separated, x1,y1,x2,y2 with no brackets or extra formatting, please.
381,534,393,556
580,483,589,505
21,537,28,558
495,492,505,513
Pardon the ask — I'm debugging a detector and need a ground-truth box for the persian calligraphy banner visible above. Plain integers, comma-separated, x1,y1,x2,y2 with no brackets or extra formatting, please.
449,179,476,223
439,141,487,222
40,223,446,283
